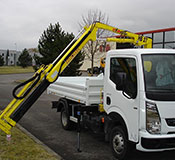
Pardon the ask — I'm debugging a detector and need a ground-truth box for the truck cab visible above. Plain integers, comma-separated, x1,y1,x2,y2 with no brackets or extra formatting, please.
104,48,175,153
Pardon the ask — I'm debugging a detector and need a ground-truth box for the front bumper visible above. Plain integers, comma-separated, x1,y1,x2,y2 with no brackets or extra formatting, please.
137,130,175,152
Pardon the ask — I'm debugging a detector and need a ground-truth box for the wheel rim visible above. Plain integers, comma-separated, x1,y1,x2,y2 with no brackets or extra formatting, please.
62,110,68,127
113,132,125,154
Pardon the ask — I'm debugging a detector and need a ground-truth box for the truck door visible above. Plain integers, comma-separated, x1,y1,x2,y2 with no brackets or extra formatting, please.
104,56,139,142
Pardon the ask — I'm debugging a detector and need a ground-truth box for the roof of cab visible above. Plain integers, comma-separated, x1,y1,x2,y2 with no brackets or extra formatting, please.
107,48,175,57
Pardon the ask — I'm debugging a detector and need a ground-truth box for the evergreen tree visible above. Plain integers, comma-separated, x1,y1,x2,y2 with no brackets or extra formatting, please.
18,48,32,68
36,22,84,76
6,49,9,65
0,55,4,66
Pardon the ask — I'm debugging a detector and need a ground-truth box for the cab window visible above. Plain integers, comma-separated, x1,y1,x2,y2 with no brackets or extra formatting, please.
110,57,137,99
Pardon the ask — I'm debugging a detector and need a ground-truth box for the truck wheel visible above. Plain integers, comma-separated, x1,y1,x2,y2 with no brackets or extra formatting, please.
60,107,72,130
110,126,130,160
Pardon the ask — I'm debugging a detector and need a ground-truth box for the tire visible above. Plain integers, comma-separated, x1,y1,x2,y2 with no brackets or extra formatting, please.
110,126,131,160
60,107,72,130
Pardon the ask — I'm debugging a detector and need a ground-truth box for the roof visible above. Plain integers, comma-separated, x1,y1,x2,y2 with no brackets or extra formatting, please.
113,27,175,38
136,27,175,35
108,48,175,57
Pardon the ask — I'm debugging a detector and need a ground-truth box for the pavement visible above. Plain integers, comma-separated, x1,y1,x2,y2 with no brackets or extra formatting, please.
1,73,175,160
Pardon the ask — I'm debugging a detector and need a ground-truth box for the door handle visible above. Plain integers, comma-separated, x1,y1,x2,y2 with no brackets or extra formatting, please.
106,96,111,105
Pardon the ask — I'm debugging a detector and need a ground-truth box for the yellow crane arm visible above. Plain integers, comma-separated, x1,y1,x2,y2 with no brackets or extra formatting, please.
0,22,152,135
94,22,152,48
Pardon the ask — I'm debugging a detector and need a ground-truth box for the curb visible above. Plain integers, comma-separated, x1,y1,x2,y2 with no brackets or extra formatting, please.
16,124,63,160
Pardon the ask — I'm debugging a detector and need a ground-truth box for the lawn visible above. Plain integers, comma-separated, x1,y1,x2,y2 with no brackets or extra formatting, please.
0,126,59,160
0,66,60,160
0,66,34,74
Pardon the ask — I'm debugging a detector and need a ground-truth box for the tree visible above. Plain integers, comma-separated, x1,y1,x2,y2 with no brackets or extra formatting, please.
36,22,84,76
79,9,111,75
18,48,32,68
0,55,4,66
6,49,9,66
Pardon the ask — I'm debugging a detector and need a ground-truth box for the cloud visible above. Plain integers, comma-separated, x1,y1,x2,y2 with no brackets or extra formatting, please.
0,0,175,50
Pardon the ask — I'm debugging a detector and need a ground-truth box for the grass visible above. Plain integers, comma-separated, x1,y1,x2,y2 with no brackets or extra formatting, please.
0,66,34,74
0,66,60,160
0,126,59,160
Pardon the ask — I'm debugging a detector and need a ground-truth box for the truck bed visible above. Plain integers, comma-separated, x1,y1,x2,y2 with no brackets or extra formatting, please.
47,74,104,105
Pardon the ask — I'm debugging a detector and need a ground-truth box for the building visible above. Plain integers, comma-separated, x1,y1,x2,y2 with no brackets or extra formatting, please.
80,41,116,71
80,27,175,71
27,48,41,66
136,27,175,49
0,49,21,66
0,48,42,66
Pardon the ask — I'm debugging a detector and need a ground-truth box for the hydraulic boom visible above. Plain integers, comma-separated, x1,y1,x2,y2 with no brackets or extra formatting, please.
0,22,152,135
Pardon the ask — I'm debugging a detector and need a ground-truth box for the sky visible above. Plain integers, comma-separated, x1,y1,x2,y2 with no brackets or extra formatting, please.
0,0,175,51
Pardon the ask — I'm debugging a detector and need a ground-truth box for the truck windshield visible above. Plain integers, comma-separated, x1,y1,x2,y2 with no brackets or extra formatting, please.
142,54,175,101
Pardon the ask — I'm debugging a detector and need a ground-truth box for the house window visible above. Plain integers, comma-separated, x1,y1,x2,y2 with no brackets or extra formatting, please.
106,44,110,52
99,44,111,52
99,45,105,52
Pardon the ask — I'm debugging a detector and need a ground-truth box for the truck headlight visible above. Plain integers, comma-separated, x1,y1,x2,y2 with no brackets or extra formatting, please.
146,102,161,134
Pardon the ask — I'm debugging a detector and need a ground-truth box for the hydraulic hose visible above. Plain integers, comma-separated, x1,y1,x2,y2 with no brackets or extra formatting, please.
12,72,41,100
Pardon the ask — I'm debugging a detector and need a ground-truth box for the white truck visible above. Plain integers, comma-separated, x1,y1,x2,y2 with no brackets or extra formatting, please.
1,22,174,160
48,48,175,160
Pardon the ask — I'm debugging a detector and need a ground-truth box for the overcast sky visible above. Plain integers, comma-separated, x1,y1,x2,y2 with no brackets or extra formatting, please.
0,0,174,51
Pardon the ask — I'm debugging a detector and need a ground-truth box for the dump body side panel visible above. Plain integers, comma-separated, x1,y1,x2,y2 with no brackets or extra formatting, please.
47,75,104,105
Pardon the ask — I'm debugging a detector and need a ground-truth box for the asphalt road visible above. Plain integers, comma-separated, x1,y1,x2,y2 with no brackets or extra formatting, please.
0,73,175,160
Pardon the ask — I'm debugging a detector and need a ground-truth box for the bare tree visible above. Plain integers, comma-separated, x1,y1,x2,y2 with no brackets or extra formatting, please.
79,9,110,75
